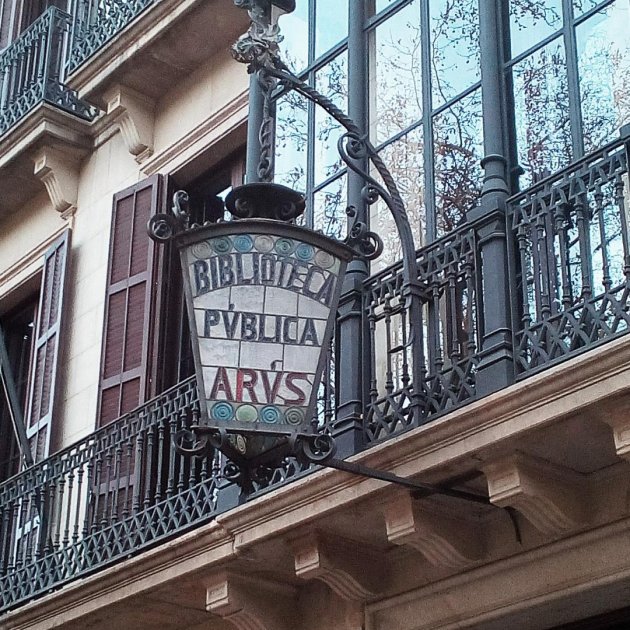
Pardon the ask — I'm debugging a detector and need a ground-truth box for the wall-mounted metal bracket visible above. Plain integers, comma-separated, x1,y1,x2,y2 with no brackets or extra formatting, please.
175,424,489,506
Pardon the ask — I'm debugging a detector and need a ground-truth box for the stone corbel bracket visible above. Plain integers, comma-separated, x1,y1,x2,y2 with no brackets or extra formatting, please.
483,452,588,537
104,85,155,163
32,146,83,217
383,491,485,569
598,405,630,461
206,571,298,630
289,529,384,601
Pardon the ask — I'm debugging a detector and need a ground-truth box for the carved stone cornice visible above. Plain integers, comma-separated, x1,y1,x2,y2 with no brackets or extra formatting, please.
104,85,155,162
31,146,84,216
483,452,587,536
383,492,485,569
289,530,383,601
205,572,297,630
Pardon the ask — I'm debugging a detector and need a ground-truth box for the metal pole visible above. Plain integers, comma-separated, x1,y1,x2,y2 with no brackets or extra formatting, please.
467,0,514,395
333,0,369,457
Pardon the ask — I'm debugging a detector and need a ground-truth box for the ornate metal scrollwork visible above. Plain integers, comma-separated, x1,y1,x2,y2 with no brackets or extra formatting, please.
231,1,282,71
147,190,191,243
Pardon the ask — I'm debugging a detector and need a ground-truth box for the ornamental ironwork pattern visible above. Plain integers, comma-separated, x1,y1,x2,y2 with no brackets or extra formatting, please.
509,136,630,374
0,377,225,612
67,0,157,74
0,8,95,137
363,224,479,443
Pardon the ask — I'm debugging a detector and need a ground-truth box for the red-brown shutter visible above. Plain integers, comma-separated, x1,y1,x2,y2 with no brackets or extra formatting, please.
98,175,165,425
25,229,70,462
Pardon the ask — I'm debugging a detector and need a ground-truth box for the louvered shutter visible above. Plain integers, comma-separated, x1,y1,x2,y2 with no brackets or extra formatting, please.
98,175,164,425
25,229,70,462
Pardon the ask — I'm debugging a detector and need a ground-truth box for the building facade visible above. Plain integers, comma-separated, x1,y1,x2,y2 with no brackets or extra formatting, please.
0,0,630,628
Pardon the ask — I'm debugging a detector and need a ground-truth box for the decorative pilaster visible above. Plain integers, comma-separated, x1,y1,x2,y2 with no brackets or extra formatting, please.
32,146,82,216
104,85,155,162
290,530,383,601
206,572,297,630
483,453,587,536
383,492,484,569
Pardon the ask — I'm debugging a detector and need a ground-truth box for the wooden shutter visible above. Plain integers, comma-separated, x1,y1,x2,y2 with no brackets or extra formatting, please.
25,229,70,462
98,175,165,426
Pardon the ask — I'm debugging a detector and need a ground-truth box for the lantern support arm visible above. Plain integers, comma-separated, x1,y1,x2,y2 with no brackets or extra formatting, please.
174,424,490,506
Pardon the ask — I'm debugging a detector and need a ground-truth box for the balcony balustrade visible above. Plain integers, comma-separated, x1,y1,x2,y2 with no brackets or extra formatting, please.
67,0,158,74
0,7,95,138
0,135,629,615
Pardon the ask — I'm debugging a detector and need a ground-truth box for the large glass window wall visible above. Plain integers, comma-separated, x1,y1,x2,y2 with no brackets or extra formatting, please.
274,0,630,268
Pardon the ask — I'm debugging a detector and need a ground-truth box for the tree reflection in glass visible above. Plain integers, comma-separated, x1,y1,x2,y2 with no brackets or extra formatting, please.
577,1,630,153
433,89,483,236
512,40,572,187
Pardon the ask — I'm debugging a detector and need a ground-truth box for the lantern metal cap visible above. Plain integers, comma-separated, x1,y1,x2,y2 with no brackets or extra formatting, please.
226,182,305,222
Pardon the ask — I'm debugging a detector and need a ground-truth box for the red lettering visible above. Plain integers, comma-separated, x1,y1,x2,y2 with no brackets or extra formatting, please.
236,368,259,403
209,367,234,400
285,372,308,405
261,371,283,404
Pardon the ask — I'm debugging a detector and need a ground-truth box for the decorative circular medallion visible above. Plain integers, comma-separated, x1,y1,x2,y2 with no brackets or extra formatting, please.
295,243,315,261
234,435,247,454
260,405,281,424
274,238,296,256
233,234,254,253
235,404,258,423
191,241,213,260
314,250,335,269
211,402,233,421
254,235,274,253
211,236,232,254
285,407,305,426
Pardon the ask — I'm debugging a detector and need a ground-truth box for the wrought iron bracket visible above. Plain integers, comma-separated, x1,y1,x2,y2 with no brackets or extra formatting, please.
174,425,490,506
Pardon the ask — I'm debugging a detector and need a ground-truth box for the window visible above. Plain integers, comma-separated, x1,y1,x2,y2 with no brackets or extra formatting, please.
98,152,245,425
507,0,630,186
273,0,630,267
0,231,70,477
0,297,37,481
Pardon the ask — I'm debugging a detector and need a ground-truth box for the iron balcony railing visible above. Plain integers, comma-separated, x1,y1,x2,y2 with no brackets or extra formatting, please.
68,0,158,74
1,135,629,615
0,376,232,613
509,136,630,374
0,7,95,137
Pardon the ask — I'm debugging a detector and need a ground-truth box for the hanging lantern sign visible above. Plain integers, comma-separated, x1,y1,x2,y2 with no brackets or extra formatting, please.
150,183,354,456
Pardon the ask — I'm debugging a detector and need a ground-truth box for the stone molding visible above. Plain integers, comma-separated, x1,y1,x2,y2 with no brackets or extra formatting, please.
483,452,587,536
205,572,297,630
290,530,384,601
383,492,485,568
32,146,83,215
104,85,155,162
140,90,248,177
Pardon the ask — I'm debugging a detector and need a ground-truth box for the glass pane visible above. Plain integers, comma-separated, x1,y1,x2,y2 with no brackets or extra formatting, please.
314,52,348,185
577,0,630,152
573,0,607,18
315,0,348,58
371,126,425,272
512,39,572,187
433,89,483,236
278,0,310,72
313,174,347,239
430,0,480,107
370,0,423,145
275,92,309,192
509,0,563,59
